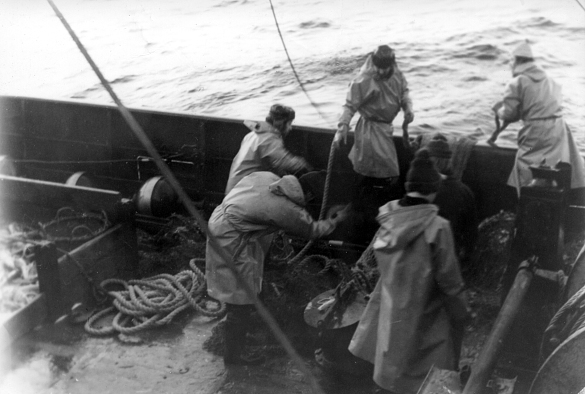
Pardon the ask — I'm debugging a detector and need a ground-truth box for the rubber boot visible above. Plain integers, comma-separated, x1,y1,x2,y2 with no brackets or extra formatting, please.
223,304,265,366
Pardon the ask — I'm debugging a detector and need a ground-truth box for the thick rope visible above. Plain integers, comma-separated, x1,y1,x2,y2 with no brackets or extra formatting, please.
287,140,337,266
84,259,225,336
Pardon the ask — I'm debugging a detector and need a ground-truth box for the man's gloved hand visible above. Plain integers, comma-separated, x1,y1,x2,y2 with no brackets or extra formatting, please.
334,123,349,148
492,101,504,114
403,107,414,124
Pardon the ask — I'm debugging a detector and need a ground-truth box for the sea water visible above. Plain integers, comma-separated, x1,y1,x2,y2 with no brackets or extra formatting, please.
1,0,584,151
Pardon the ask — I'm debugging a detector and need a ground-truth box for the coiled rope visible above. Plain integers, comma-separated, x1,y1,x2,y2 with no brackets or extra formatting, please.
85,258,225,336
541,282,585,358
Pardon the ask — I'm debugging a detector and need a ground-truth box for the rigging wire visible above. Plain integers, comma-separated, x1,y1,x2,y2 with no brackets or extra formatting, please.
574,0,585,12
268,0,333,126
45,1,325,393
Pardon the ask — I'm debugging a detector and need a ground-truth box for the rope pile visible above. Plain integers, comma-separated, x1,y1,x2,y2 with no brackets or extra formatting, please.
541,283,585,358
85,258,225,336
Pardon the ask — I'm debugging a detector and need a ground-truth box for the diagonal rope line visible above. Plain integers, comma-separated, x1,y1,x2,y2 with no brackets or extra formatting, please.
45,1,324,393
268,0,333,126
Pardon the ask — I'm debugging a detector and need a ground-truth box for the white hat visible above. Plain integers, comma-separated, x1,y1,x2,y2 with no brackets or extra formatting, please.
512,41,534,59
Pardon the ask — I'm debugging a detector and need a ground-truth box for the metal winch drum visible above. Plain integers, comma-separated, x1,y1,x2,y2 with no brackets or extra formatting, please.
134,176,178,217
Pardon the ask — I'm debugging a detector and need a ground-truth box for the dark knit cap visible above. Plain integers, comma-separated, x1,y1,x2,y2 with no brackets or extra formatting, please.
405,149,441,194
372,45,395,69
427,133,452,159
267,104,296,123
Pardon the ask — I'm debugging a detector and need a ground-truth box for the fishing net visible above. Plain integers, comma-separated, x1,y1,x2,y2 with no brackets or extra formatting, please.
137,214,207,277
466,210,516,290
0,223,43,319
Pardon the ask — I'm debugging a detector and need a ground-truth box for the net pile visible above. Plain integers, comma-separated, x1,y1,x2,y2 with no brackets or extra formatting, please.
467,210,516,290
0,223,42,322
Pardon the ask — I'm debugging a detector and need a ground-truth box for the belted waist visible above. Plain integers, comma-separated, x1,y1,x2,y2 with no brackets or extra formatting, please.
526,115,561,121
362,117,393,125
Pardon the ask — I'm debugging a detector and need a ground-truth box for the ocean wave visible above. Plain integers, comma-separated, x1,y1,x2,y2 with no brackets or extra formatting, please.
517,16,561,29
298,20,332,29
450,44,505,61
212,0,250,8
109,75,137,84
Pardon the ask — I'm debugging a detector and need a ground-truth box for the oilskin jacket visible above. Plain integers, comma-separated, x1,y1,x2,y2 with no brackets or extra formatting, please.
338,56,413,178
497,62,585,194
434,175,479,266
206,172,338,305
348,200,464,394
225,120,310,194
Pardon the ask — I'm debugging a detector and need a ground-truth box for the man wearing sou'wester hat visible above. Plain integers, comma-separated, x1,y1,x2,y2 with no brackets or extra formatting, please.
488,40,585,196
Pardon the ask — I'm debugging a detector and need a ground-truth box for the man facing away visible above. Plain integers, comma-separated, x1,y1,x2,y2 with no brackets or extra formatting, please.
206,171,348,365
348,149,471,394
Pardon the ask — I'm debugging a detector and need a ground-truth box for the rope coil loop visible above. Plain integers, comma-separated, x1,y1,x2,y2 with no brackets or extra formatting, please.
42,207,109,244
84,258,225,336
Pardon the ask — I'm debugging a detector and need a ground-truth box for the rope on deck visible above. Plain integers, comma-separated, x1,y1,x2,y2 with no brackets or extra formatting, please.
84,258,225,336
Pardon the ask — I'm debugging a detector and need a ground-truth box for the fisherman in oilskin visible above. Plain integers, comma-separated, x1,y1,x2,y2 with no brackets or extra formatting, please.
333,45,414,238
426,133,479,271
488,41,585,196
205,171,348,365
225,104,313,194
349,149,471,394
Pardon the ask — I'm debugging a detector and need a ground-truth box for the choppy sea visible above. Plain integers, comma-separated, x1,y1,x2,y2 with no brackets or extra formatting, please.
1,0,584,152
